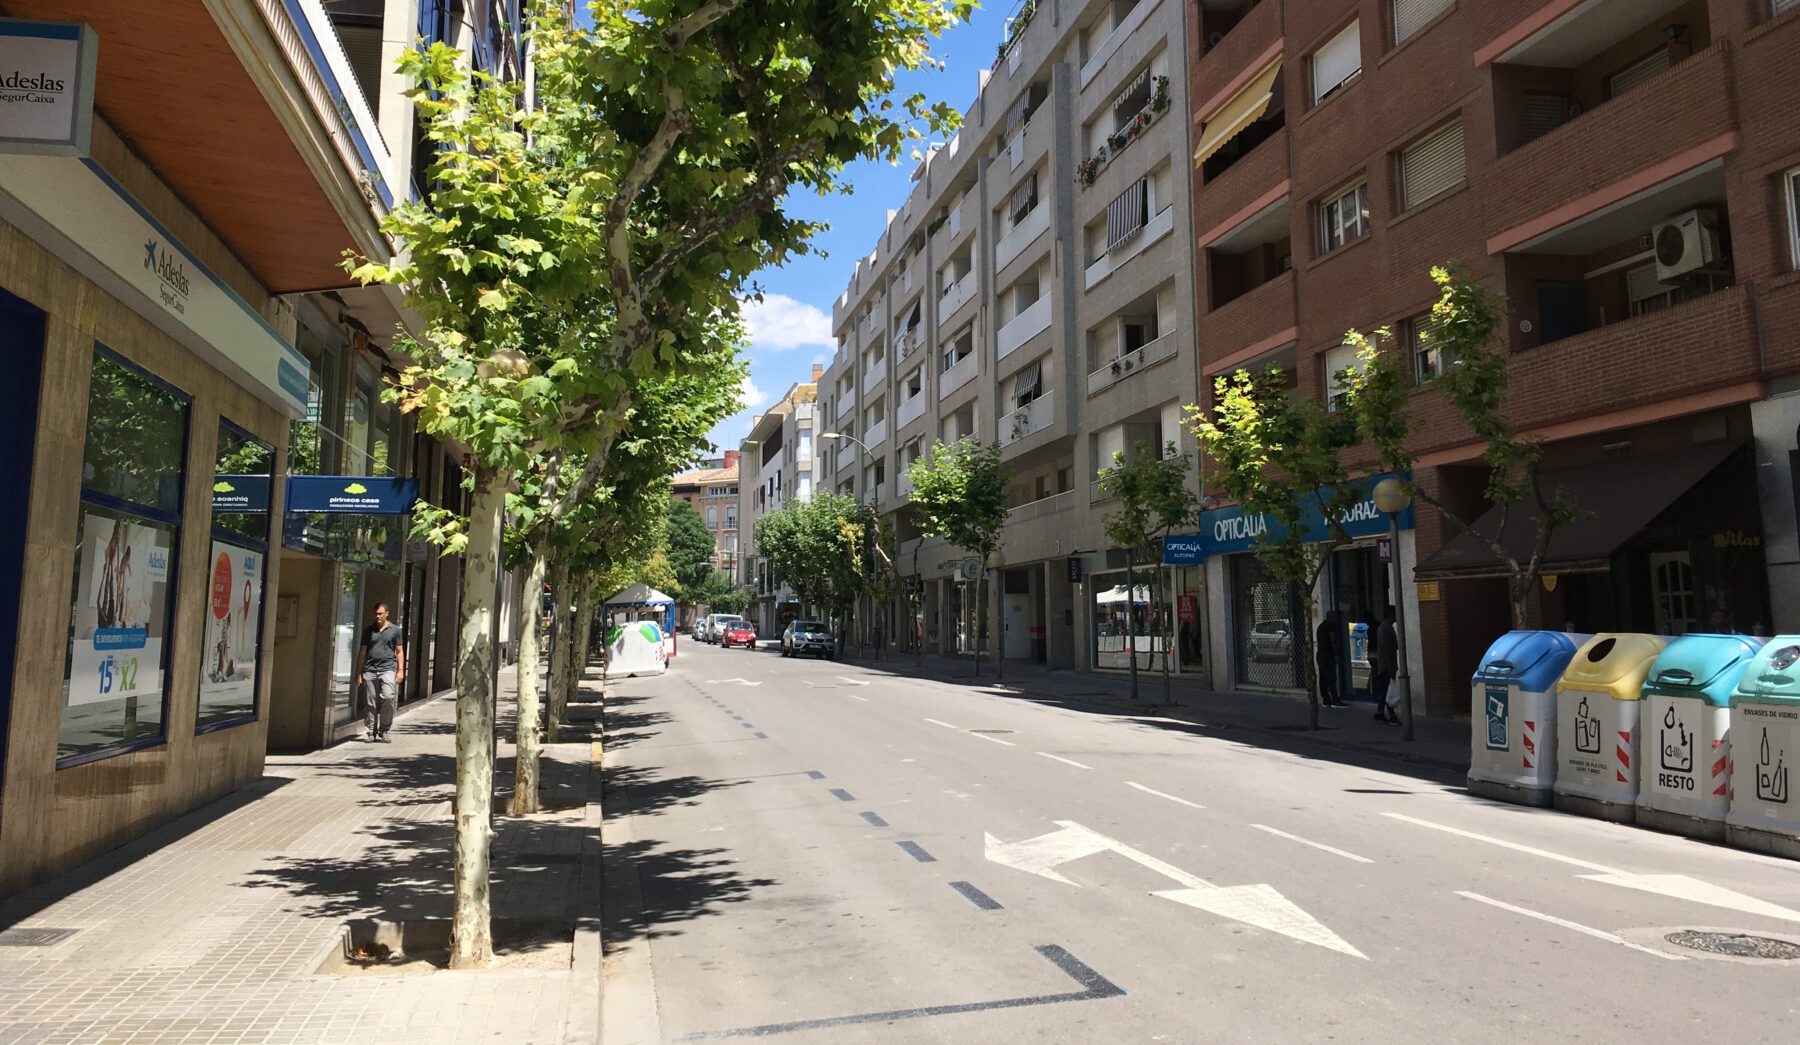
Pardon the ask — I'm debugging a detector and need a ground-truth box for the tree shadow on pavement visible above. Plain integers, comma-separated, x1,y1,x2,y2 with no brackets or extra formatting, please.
595,708,671,751
602,838,777,944
601,763,743,819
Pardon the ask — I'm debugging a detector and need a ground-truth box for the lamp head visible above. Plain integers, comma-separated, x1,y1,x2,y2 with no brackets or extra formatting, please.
1372,477,1412,514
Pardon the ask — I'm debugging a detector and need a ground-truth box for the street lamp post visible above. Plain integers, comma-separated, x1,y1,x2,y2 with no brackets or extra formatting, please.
820,432,874,655
1373,478,1414,742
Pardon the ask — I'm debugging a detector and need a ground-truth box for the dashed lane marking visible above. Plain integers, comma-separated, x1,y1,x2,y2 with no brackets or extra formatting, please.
1036,752,1093,770
1457,891,1684,961
860,812,889,828
829,789,855,802
950,881,1004,911
971,732,1016,747
1250,824,1373,864
898,841,936,863
925,718,960,730
1123,781,1205,809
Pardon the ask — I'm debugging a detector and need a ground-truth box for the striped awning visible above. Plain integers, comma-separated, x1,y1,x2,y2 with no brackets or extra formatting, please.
1193,60,1282,166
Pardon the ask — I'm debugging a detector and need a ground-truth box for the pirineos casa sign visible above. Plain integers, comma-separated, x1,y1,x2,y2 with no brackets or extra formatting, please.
0,19,96,156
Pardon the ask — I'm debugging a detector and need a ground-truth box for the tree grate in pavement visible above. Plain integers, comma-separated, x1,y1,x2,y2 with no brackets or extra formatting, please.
0,927,78,947
1665,931,1800,960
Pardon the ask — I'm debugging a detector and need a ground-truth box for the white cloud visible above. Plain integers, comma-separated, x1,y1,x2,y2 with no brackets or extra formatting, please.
740,293,832,351
738,375,768,410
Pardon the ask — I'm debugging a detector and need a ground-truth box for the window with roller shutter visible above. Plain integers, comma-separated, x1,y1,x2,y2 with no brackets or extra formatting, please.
1607,49,1670,99
1312,21,1361,105
1398,120,1464,210
1521,93,1575,144
1106,179,1150,253
1786,167,1800,270
1322,344,1363,412
1392,0,1453,46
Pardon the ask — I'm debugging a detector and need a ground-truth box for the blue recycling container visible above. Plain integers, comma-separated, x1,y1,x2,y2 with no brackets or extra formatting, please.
1728,636,1800,859
1635,634,1764,840
1467,630,1582,807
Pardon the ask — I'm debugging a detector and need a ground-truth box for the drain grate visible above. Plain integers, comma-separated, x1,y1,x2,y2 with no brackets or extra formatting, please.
0,927,79,947
969,729,1014,735
1665,931,1800,960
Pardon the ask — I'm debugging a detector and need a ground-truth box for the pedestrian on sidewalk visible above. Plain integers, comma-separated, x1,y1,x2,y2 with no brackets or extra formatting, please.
1375,605,1401,724
1315,610,1347,708
1366,612,1387,721
353,602,405,742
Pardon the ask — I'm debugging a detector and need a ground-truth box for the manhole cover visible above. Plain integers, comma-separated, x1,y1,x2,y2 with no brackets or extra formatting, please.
1665,931,1800,960
0,927,79,947
969,729,1014,735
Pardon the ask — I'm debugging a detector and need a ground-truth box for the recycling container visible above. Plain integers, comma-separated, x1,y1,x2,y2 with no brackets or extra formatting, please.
1727,636,1800,859
1553,633,1666,823
1467,631,1583,807
1635,634,1764,840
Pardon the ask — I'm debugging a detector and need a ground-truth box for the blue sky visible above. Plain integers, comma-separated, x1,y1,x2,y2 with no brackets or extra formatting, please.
708,5,1012,452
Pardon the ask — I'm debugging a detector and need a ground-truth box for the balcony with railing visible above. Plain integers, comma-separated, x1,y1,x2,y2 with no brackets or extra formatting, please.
895,328,923,363
1005,489,1074,525
938,273,976,325
996,195,1052,274
896,390,927,430
1087,331,1178,396
1189,0,1282,127
1487,41,1734,249
997,293,1053,362
998,390,1055,448
1196,269,1294,374
863,354,889,394
941,350,979,397
866,417,889,449
1085,204,1175,290
835,388,857,421
1080,0,1161,89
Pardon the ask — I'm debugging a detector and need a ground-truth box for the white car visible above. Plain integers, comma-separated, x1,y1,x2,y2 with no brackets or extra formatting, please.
708,615,745,644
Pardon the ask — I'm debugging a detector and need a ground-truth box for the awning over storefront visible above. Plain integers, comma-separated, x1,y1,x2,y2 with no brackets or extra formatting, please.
1413,442,1741,580
1193,59,1282,166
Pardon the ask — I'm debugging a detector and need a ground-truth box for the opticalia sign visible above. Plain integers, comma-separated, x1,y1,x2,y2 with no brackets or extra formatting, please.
1162,474,1414,564
0,19,95,156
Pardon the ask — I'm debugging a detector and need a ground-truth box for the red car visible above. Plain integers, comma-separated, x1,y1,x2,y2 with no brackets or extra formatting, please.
722,622,758,649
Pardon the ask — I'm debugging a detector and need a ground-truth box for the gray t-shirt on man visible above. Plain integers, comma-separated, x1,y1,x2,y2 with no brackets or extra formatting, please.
361,623,403,672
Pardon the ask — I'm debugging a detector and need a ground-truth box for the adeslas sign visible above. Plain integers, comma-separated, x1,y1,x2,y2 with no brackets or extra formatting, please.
1162,474,1414,564
0,19,96,156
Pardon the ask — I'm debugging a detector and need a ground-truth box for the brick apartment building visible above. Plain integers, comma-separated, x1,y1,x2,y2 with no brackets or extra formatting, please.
1187,0,1800,713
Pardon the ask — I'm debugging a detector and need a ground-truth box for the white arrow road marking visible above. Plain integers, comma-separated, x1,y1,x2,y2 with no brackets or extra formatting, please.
1250,824,1373,864
924,718,960,730
1154,886,1367,959
986,820,1363,958
1575,874,1800,924
1387,813,1800,923
1036,752,1093,770
1457,892,1684,961
1124,781,1204,809
704,678,763,687
983,821,1117,886
836,677,871,686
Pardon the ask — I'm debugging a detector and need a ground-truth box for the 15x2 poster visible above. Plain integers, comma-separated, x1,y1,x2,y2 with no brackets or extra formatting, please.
65,509,172,708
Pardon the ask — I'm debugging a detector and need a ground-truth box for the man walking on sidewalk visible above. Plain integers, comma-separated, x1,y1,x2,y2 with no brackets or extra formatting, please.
353,602,405,742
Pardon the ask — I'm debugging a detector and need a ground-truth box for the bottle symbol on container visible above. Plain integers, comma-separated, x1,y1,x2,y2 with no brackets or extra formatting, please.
1756,728,1789,804
1574,695,1602,754
1659,704,1694,773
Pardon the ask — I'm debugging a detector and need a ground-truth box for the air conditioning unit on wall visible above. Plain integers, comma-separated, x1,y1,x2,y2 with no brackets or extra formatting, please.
1653,208,1724,281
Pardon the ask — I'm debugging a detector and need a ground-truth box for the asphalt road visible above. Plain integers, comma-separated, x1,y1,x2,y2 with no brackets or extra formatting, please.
600,640,1800,1044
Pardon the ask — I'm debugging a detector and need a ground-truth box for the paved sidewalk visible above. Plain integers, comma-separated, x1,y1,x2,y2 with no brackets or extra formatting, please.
0,671,601,1045
832,647,1472,775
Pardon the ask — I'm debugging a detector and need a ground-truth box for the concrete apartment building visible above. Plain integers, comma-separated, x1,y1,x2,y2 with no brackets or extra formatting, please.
822,0,1204,675
823,0,1800,716
738,369,823,631
0,1,530,891
1178,0,1800,716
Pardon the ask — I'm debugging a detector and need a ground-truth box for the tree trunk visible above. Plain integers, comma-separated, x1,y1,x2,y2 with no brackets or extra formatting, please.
507,537,550,815
546,558,573,742
1510,574,1530,631
912,542,924,669
973,571,984,678
450,464,506,969
1155,560,1171,707
1125,551,1139,701
569,576,596,711
1298,591,1320,731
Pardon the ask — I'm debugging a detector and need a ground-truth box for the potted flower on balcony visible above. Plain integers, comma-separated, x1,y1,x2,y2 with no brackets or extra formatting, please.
1076,147,1107,188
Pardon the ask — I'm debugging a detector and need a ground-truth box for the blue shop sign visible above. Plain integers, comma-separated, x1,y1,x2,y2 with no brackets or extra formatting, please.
212,474,272,512
1162,473,1414,564
286,475,419,515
